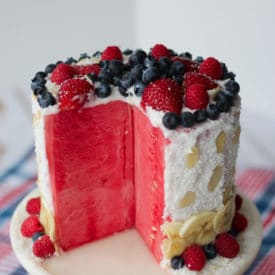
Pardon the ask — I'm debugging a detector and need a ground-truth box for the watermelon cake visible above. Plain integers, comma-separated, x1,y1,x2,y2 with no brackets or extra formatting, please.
25,44,245,272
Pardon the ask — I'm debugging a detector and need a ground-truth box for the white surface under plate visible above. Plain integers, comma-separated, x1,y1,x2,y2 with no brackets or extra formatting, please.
10,189,262,275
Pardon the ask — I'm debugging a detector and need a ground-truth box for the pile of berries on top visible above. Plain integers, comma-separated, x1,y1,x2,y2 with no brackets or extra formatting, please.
170,194,248,272
31,44,240,129
20,197,55,258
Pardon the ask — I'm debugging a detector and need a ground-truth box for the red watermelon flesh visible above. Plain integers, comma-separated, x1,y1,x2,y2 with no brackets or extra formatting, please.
44,101,166,261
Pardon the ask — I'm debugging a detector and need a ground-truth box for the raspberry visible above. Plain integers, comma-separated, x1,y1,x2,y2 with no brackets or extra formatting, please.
235,194,243,211
172,57,199,72
58,79,93,111
199,57,222,80
101,46,123,61
26,197,41,215
32,235,55,258
141,78,183,114
50,63,75,84
20,215,44,238
215,233,240,258
74,64,101,76
185,83,209,110
183,244,206,271
184,72,218,90
150,44,171,60
232,212,248,233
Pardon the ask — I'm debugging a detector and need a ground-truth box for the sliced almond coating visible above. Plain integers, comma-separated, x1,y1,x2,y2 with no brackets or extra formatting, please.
214,197,235,233
185,145,200,168
233,126,241,144
179,211,216,238
178,191,196,208
216,131,226,153
161,222,183,239
223,185,233,204
208,166,223,192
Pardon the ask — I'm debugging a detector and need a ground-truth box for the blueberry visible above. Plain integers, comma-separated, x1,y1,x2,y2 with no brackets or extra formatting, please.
144,57,158,68
129,49,147,66
118,86,129,97
134,81,145,97
170,61,185,76
32,232,44,242
109,60,124,76
172,75,183,85
131,64,143,81
158,57,172,74
170,256,184,270
162,112,180,129
179,52,192,59
168,49,178,57
181,112,195,127
120,72,134,89
37,91,56,108
87,73,98,82
98,70,114,84
35,71,47,79
55,60,63,66
228,229,238,237
142,67,160,84
113,76,121,86
203,244,217,259
99,60,110,70
92,51,101,57
33,86,47,96
31,78,46,92
194,56,204,64
194,110,208,123
65,57,77,64
215,92,232,112
45,64,56,74
95,83,112,98
207,104,220,120
123,49,133,55
225,80,240,95
79,53,90,60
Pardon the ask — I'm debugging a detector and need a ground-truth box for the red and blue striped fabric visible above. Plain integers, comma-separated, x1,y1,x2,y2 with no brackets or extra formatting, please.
0,148,274,274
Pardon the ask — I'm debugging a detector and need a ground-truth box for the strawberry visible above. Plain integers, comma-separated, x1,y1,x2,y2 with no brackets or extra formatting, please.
21,215,44,238
215,233,240,258
141,78,183,114
199,57,222,80
151,44,171,60
101,46,123,61
185,83,209,110
32,235,55,258
26,197,41,215
74,64,100,76
235,194,243,211
183,244,206,271
50,63,75,84
184,72,218,90
58,79,93,111
232,212,248,233
172,57,199,72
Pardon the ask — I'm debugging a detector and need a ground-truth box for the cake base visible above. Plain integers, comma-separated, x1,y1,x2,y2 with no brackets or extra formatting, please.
10,189,262,275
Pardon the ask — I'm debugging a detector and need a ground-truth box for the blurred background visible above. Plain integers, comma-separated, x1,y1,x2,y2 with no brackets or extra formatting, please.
0,0,274,172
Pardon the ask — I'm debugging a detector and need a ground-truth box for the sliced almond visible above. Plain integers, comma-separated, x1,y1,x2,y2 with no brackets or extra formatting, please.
185,145,200,168
233,126,241,144
216,131,226,153
208,166,223,192
178,191,196,208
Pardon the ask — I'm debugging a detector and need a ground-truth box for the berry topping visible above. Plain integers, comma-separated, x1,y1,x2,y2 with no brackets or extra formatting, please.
203,244,217,259
101,46,123,61
50,63,75,84
37,91,57,108
65,57,77,64
32,235,55,258
129,49,147,66
32,232,44,242
141,78,183,113
185,83,209,110
123,48,133,55
150,44,171,60
172,57,199,72
95,83,112,98
235,194,243,211
179,52,192,60
58,79,93,111
214,233,240,258
108,60,125,76
98,70,114,84
228,228,238,237
171,255,185,270
131,64,143,81
158,57,172,74
134,81,146,97
216,92,231,112
207,104,220,120
170,61,185,76
26,197,41,215
183,244,206,271
21,215,44,238
45,64,56,74
199,57,222,80
162,112,180,130
232,212,248,233
142,67,160,84
194,110,208,123
184,72,218,90
181,111,195,127
225,80,240,95
75,64,100,76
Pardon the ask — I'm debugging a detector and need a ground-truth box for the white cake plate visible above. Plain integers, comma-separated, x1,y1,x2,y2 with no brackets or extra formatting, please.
10,189,262,275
